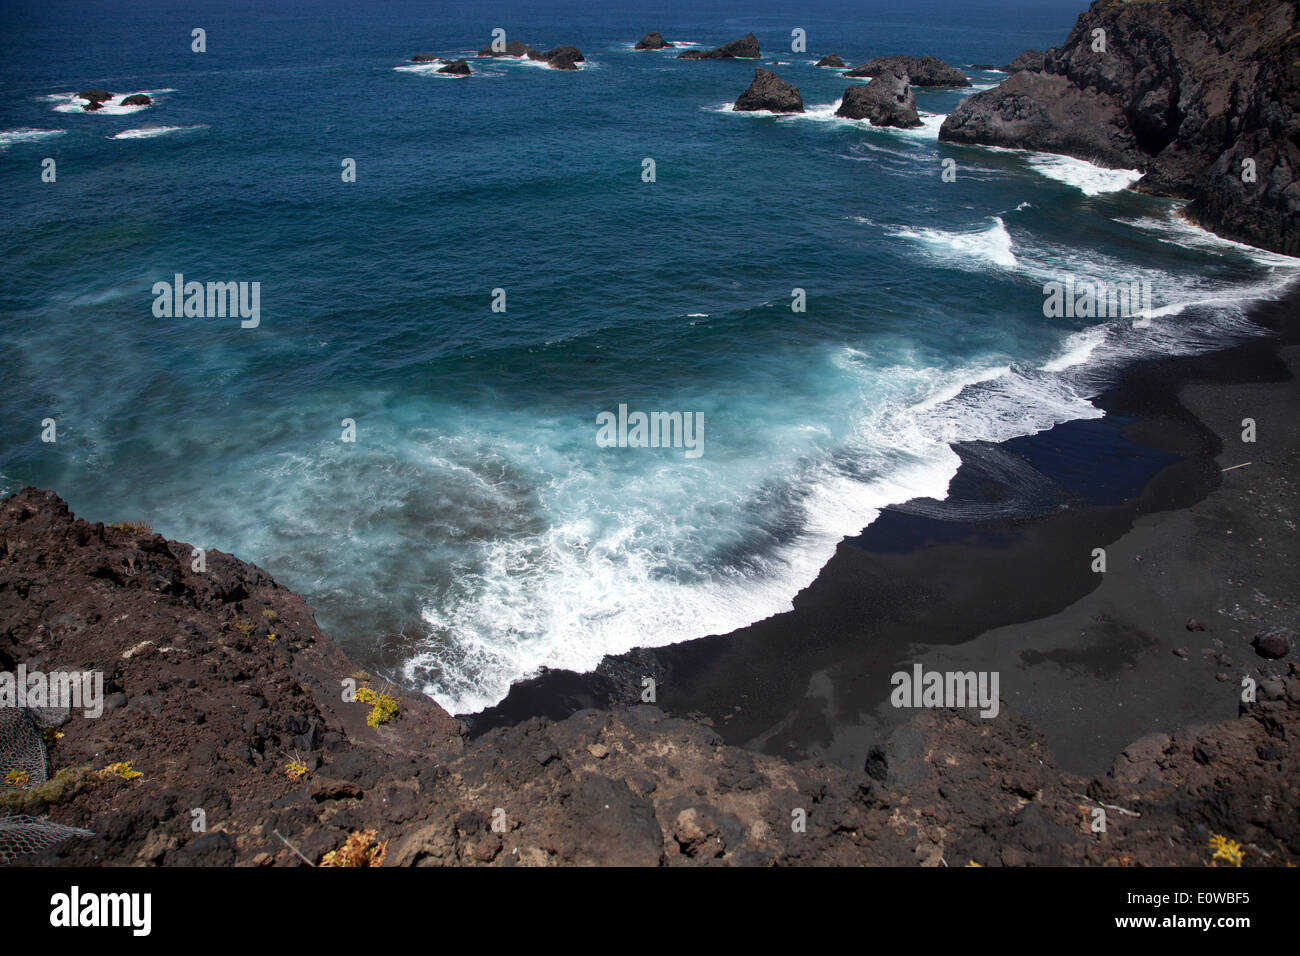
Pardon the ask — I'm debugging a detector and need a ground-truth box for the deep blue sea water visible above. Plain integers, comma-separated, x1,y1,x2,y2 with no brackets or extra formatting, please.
2,0,1297,712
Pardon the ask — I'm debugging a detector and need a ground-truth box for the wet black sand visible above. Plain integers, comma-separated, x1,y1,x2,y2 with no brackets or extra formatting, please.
468,285,1300,777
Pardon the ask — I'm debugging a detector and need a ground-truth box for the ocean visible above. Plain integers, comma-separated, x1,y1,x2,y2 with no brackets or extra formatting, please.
2,0,1297,714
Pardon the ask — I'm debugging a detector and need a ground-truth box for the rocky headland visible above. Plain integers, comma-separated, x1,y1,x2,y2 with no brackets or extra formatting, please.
939,0,1300,256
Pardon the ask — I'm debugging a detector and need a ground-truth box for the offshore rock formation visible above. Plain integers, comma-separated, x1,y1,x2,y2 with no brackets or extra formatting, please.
3,488,1295,866
677,33,760,60
940,0,1300,256
845,54,969,87
733,68,804,113
836,70,922,127
437,59,471,76
816,53,846,68
634,32,672,50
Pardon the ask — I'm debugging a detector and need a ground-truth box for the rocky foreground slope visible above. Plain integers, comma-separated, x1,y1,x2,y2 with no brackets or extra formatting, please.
1,488,1295,866
940,0,1299,256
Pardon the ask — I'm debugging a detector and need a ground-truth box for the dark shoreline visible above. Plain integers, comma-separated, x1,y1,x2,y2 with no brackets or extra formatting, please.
468,284,1300,775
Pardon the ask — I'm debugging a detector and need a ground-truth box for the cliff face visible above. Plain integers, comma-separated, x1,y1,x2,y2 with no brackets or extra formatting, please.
940,0,1299,255
1,488,1296,866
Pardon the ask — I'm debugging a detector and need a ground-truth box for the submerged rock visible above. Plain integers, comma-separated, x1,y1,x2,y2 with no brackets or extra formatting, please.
732,68,804,113
677,33,760,59
836,70,921,127
845,54,969,87
634,32,672,50
409,54,440,62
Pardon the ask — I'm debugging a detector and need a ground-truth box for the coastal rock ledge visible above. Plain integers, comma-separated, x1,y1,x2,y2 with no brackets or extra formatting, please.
939,0,1300,256
2,487,1296,866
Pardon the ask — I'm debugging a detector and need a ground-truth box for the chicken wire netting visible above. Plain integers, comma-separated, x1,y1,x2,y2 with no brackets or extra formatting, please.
0,705,93,864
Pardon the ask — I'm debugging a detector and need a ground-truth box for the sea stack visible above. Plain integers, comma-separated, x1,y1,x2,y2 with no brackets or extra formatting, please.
845,54,969,87
677,33,760,59
835,70,922,127
732,68,804,113
635,32,672,50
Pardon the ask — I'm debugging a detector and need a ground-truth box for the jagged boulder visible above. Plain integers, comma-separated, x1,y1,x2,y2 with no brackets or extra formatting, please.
836,70,921,127
635,32,672,50
733,68,804,113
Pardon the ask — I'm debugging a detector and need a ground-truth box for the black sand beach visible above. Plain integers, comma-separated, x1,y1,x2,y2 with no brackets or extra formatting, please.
470,284,1300,778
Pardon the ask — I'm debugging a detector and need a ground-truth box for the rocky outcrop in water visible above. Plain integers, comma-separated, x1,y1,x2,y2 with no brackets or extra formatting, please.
940,0,1300,256
1002,49,1046,73
409,54,440,62
78,89,111,112
474,41,584,70
836,70,921,127
677,33,760,59
845,54,969,87
477,40,540,58
120,93,152,106
816,52,845,68
733,68,804,113
438,59,471,76
635,32,672,50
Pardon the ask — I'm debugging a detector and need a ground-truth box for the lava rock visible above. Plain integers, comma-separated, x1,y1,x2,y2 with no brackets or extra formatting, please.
634,32,672,50
836,70,921,127
733,67,804,113
121,93,152,106
845,54,969,87
1253,630,1293,660
437,58,471,75
816,52,845,68
677,33,760,59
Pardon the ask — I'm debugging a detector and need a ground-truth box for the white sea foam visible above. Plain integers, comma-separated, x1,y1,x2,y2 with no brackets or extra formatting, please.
110,125,205,140
888,216,1018,269
0,128,66,149
1024,153,1143,195
48,89,171,115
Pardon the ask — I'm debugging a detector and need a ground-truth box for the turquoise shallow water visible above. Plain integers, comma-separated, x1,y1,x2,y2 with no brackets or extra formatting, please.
2,0,1297,712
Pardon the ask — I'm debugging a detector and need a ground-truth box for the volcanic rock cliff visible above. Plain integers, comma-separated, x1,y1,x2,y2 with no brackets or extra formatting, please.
939,0,1299,256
